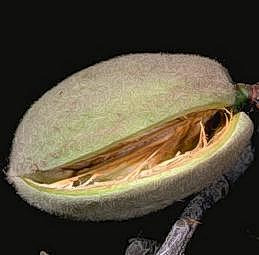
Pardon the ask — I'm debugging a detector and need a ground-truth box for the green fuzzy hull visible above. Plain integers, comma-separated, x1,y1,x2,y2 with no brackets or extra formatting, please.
8,53,253,221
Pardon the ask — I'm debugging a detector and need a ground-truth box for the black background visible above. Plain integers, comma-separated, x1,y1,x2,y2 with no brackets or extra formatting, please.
1,5,259,255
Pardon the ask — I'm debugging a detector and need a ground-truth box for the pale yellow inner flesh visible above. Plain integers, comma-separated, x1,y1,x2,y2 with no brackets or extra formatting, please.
29,108,232,190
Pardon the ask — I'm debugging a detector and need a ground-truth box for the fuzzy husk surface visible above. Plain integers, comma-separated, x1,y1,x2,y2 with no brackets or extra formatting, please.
7,53,253,221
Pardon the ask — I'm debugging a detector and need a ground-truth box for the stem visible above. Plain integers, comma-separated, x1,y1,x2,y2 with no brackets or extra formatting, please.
234,83,259,111
234,83,250,111
250,83,259,108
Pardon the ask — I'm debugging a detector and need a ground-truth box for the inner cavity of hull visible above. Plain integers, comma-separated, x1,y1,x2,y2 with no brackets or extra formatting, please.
27,108,233,190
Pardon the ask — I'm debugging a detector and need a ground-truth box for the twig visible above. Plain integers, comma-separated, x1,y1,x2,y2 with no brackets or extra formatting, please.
40,251,49,255
125,238,161,255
